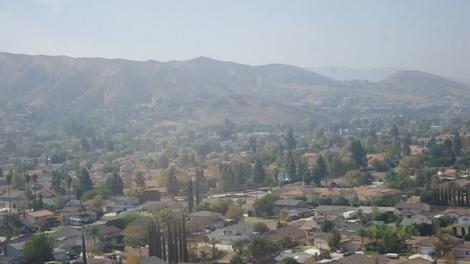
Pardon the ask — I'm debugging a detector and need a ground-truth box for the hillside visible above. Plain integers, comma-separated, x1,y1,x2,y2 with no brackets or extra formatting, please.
0,52,469,124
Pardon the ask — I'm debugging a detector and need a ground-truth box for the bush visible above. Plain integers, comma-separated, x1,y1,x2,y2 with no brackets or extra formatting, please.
253,222,269,234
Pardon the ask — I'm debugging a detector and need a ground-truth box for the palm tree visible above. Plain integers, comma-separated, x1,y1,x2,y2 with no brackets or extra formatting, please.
357,228,368,250
65,175,72,202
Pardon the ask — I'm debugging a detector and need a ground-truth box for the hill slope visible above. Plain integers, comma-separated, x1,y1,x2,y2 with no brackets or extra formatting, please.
0,52,469,124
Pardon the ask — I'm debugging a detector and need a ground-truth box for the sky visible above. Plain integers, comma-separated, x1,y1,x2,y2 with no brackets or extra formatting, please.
0,0,469,81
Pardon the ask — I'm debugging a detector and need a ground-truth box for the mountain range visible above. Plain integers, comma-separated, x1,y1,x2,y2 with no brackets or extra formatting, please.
0,52,469,124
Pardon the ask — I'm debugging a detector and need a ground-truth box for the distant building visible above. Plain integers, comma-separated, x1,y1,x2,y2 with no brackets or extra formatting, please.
24,210,59,229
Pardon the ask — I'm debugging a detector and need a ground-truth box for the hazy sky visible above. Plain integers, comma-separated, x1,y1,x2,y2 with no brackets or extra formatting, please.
0,0,469,80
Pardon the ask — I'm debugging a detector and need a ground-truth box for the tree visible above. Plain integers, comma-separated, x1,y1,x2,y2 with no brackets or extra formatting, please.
253,222,269,234
90,195,104,214
124,223,148,254
253,193,279,217
210,198,229,214
328,229,341,249
453,132,462,156
65,174,73,201
21,232,55,264
246,235,279,264
312,156,327,186
286,127,296,151
51,170,63,194
297,158,311,184
76,168,93,199
166,166,180,196
225,205,244,220
320,220,334,232
287,153,297,182
253,159,265,185
6,171,12,212
344,170,370,187
106,172,124,196
135,171,145,187
357,228,368,250
187,180,194,213
349,140,367,168
230,254,245,264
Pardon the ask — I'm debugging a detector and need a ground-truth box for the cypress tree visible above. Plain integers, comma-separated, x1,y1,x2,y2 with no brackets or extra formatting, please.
156,222,162,258
465,186,469,206
182,215,189,262
187,180,194,213
167,222,173,263
173,223,179,262
161,232,167,261
148,222,155,256
178,221,183,262
82,231,88,264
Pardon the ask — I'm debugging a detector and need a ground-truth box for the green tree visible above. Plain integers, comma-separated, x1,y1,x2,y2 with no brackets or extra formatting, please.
225,205,244,220
287,153,297,182
453,132,462,156
328,229,341,249
344,170,370,187
106,172,124,196
6,171,12,212
135,171,145,187
187,180,194,213
21,232,55,264
210,198,229,214
253,222,269,234
312,156,327,186
246,235,279,264
253,193,279,217
253,159,265,185
286,127,296,151
76,168,93,199
320,220,334,232
349,140,367,168
166,166,180,196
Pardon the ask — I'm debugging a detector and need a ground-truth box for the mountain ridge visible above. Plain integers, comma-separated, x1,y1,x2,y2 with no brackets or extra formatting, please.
0,52,469,124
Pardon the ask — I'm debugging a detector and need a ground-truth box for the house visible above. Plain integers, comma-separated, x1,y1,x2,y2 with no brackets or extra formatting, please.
0,190,23,210
97,225,123,242
331,254,389,264
315,205,356,216
338,238,363,253
142,180,164,201
444,208,470,236
24,210,58,229
395,202,431,216
358,206,398,215
188,211,225,232
451,241,470,258
406,235,463,256
0,256,25,264
4,239,29,258
275,199,309,211
290,218,318,233
311,232,332,250
208,222,254,245
266,226,306,243
52,226,82,259
285,208,315,221
141,200,187,213
275,251,313,263
400,214,432,226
